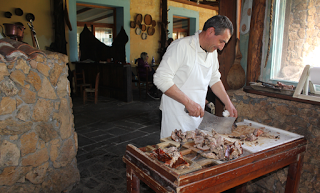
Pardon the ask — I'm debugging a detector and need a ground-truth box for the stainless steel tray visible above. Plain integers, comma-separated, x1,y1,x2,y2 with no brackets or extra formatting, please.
222,120,304,153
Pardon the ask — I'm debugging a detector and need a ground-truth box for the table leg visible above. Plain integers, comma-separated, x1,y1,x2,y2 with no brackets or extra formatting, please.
126,165,140,193
285,153,304,193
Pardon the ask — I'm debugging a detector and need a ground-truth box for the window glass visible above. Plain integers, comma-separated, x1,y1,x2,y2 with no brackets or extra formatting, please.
271,0,320,83
95,27,113,46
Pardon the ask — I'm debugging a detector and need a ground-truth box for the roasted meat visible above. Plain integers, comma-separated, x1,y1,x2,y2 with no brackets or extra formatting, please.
171,129,181,142
153,147,189,169
170,128,244,161
171,129,188,142
253,128,264,137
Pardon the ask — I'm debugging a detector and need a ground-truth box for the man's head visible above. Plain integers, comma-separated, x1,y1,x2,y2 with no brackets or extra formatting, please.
203,15,233,35
200,15,233,52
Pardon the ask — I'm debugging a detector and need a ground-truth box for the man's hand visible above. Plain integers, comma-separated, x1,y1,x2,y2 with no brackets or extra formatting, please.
185,100,204,118
164,85,204,118
211,81,238,118
225,103,238,118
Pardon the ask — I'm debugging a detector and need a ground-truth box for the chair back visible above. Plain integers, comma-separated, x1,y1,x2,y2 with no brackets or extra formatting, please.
73,69,86,85
137,66,149,82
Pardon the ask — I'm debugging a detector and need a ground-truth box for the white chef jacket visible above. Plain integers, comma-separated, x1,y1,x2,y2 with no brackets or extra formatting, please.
154,31,221,138
154,31,221,111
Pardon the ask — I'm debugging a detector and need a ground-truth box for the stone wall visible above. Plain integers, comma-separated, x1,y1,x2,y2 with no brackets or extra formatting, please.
229,89,319,193
0,39,79,192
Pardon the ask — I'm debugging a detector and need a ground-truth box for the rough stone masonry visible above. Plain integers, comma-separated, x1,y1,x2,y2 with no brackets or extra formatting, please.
229,89,320,193
0,38,79,193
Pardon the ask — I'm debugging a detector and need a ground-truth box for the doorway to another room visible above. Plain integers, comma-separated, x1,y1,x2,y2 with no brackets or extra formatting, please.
76,3,115,60
172,16,190,40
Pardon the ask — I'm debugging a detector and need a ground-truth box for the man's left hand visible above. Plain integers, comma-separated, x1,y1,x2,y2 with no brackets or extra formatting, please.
225,103,237,118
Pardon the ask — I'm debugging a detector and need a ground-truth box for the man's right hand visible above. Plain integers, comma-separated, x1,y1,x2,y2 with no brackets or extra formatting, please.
163,85,204,118
185,101,204,118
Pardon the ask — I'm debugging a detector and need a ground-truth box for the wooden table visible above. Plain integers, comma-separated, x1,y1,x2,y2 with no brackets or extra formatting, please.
123,138,307,193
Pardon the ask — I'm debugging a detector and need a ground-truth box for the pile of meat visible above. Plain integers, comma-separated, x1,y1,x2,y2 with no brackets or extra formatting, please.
228,124,280,142
171,129,243,161
152,147,189,169
277,81,295,90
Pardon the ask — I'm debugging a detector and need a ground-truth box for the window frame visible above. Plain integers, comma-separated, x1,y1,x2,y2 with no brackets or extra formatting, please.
262,0,298,86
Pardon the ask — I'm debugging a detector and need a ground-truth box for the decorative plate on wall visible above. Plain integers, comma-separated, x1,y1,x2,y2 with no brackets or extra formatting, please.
141,32,147,40
141,24,146,31
151,20,156,27
130,21,136,28
135,14,142,25
147,27,155,36
144,14,152,25
135,27,142,35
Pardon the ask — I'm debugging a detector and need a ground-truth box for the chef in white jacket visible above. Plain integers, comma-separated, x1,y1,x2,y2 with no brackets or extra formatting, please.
154,15,238,139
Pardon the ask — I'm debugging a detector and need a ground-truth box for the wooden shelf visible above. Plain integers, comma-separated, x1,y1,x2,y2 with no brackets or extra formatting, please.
243,86,320,106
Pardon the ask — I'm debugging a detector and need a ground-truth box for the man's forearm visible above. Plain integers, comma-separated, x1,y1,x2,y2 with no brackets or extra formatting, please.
164,85,204,117
210,81,237,117
164,85,190,106
210,81,232,106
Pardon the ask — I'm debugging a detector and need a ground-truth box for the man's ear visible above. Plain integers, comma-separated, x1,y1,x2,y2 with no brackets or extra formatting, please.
209,27,216,35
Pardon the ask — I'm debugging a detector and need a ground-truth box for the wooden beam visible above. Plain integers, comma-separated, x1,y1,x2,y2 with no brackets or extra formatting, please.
169,0,218,10
77,7,91,15
88,13,113,23
214,0,237,117
77,22,114,28
76,3,115,10
246,0,266,84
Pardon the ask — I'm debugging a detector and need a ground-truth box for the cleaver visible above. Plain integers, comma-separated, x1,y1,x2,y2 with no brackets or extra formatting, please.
198,111,236,134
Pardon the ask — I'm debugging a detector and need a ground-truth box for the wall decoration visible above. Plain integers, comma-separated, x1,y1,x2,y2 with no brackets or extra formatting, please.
15,8,23,16
147,27,155,36
141,24,146,31
135,27,141,35
240,0,253,35
130,21,136,28
135,14,142,25
141,32,147,40
4,12,12,18
131,13,155,39
144,14,152,25
151,20,156,27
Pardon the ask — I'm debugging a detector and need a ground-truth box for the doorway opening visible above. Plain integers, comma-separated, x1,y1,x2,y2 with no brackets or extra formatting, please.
172,16,190,40
76,3,116,59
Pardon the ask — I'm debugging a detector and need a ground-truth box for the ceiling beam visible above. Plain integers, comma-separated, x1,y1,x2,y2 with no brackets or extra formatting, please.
170,0,218,10
77,7,92,15
88,13,113,23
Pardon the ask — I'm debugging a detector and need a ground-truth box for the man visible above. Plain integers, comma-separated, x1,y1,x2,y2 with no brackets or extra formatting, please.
154,15,238,139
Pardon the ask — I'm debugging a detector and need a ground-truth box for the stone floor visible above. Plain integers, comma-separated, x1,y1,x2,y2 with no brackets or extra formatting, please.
69,88,237,193
70,88,162,193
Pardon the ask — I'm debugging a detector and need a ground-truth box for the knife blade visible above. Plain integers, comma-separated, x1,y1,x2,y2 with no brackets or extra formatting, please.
198,111,236,134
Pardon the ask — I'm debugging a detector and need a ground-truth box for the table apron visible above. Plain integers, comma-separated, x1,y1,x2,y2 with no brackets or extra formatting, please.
177,146,305,192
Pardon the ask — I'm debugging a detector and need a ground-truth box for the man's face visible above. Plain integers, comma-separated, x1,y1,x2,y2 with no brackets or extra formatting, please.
205,27,231,52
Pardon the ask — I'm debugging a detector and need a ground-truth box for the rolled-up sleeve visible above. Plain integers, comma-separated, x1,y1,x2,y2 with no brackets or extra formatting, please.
209,51,221,87
154,41,183,92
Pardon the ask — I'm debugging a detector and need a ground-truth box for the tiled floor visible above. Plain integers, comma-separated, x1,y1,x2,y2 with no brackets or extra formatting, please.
70,88,237,193
70,88,161,193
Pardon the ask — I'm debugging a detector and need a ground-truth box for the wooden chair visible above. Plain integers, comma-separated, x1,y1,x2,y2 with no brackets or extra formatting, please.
73,70,91,95
137,67,153,98
83,72,100,104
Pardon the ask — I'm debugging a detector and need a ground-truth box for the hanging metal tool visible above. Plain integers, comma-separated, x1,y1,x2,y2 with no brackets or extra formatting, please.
27,20,40,49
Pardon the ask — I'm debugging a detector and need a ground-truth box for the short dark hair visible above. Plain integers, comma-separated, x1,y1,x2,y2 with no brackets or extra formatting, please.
203,15,234,35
